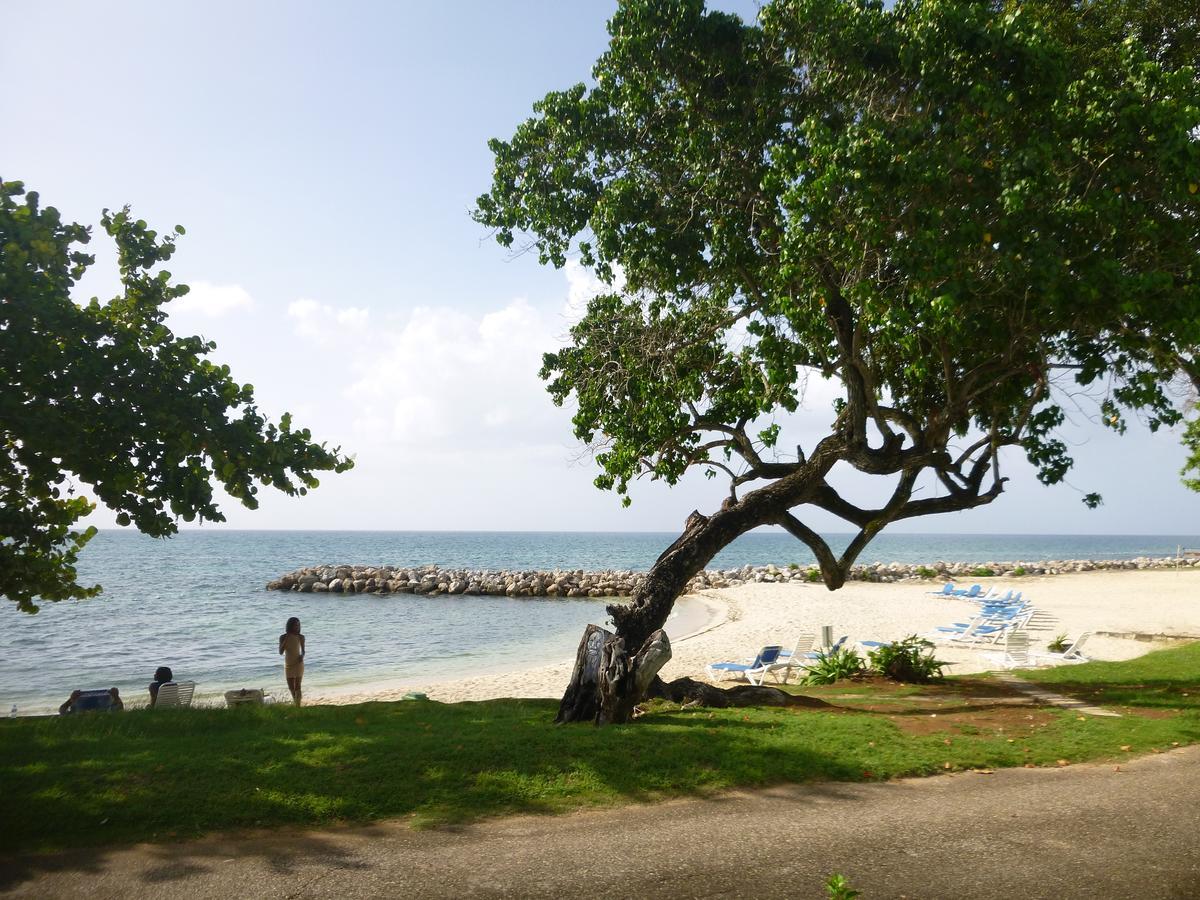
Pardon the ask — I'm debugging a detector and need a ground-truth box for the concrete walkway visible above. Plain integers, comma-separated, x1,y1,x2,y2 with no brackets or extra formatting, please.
2,746,1198,899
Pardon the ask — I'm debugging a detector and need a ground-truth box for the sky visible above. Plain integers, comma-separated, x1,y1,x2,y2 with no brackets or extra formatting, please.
4,0,1197,536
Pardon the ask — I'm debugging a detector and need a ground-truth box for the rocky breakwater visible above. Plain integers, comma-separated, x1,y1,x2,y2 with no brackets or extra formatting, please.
267,565,648,598
265,555,1200,597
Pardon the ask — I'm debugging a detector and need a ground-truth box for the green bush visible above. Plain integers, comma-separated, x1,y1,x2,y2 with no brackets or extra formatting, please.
1047,633,1070,653
868,635,948,683
1012,566,1027,576
806,568,823,583
826,874,860,899
915,565,937,578
970,566,996,577
788,562,800,571
803,647,866,685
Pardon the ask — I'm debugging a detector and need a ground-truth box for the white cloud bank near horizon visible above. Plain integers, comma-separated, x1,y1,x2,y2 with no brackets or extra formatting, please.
84,264,1200,536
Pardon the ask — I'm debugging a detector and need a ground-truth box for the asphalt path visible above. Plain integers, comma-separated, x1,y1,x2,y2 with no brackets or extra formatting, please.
3,745,1198,899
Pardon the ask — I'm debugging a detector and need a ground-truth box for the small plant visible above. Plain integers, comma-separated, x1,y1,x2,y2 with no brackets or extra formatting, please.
915,565,937,578
788,562,800,570
826,873,860,899
1012,566,1027,577
970,566,996,577
868,635,948,683
1047,633,1070,653
806,567,823,583
803,646,866,685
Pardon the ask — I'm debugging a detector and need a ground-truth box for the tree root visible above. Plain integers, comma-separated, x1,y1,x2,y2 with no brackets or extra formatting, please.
647,676,832,709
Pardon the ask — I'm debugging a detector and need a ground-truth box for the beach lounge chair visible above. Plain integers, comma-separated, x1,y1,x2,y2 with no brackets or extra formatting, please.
951,584,984,599
774,635,849,681
928,584,956,596
152,681,196,708
1037,632,1093,665
64,689,118,713
982,630,1034,669
776,632,818,661
707,646,785,686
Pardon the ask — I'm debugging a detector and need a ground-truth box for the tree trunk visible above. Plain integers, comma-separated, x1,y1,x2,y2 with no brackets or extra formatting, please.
556,501,808,724
555,443,862,724
556,625,673,725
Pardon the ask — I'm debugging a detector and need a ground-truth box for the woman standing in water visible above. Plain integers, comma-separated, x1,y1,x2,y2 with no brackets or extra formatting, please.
278,617,305,706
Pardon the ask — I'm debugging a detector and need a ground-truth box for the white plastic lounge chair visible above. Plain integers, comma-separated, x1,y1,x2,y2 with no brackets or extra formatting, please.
153,681,196,708
1037,632,1093,665
982,630,1035,669
774,635,849,681
707,646,784,685
776,632,818,661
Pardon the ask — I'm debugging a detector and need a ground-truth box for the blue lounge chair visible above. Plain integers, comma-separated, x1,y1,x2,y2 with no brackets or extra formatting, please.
951,584,984,599
707,646,784,686
928,584,955,596
60,689,118,714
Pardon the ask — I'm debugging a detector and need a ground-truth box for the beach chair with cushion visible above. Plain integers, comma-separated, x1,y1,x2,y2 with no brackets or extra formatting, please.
951,584,984,599
153,681,197,708
707,646,784,686
64,689,118,714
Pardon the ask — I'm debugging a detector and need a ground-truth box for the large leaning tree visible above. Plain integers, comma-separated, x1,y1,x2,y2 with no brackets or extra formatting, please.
0,180,354,612
475,0,1200,723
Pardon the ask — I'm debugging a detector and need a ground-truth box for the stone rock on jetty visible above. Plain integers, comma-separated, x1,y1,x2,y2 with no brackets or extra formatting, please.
265,556,1200,597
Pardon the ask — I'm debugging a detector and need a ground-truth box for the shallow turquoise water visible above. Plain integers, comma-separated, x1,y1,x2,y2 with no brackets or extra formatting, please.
1,528,1195,715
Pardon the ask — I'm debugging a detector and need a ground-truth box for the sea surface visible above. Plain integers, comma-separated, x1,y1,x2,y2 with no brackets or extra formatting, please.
2,529,1197,716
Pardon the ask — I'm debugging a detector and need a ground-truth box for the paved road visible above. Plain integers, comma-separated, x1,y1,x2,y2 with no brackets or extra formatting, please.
3,746,1199,899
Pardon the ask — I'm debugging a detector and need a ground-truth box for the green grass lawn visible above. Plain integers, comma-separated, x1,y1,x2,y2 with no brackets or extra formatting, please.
2,642,1198,854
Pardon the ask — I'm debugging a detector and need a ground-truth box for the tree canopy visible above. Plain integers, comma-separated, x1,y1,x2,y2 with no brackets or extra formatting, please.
0,180,353,612
476,0,1199,616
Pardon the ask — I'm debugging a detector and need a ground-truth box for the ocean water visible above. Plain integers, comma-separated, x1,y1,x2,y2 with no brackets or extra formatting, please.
2,528,1196,716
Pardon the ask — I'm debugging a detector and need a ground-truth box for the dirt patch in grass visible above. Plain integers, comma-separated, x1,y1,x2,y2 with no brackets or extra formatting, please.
1119,707,1182,720
793,675,1056,735
883,707,1059,736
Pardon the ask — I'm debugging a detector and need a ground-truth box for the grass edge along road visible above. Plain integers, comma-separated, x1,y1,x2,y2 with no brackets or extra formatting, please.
2,642,1197,854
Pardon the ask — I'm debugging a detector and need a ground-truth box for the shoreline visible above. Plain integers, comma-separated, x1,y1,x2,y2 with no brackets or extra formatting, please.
306,592,728,706
311,568,1200,705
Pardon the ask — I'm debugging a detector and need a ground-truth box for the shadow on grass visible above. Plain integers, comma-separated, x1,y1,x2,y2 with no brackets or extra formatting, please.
0,699,869,888
1020,642,1200,711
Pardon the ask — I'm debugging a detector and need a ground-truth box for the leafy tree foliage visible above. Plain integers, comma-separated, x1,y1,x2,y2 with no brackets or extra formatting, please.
1,181,353,611
477,0,1199,655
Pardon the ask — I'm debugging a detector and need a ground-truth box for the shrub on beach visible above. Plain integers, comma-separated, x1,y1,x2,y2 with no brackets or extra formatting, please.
868,636,948,684
803,647,867,685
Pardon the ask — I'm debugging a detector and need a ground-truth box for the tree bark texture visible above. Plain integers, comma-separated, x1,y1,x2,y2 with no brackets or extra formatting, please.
556,625,673,725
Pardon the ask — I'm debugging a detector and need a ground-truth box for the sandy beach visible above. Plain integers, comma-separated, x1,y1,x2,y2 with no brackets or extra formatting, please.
311,568,1200,705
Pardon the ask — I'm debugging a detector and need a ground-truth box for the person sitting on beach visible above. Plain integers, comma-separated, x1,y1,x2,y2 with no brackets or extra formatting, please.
278,617,305,706
59,687,123,714
148,666,174,707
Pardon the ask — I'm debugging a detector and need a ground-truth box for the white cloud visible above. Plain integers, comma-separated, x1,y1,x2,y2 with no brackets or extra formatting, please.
343,297,566,447
171,281,253,317
563,259,624,325
287,297,370,343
